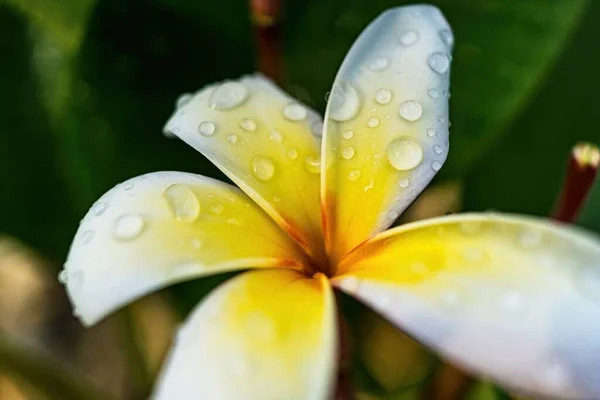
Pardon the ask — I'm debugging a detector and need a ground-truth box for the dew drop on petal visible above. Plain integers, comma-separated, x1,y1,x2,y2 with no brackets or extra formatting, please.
240,118,257,132
93,201,107,216
251,156,275,181
375,88,392,105
433,144,443,154
269,130,283,143
163,184,201,222
367,117,380,128
399,30,419,46
428,89,439,99
198,121,216,136
428,52,450,74
348,169,362,181
113,215,145,241
58,270,68,284
439,29,454,48
209,202,224,215
342,130,354,140
426,129,437,138
210,82,249,110
431,160,442,171
387,137,423,170
304,155,321,174
283,103,308,121
329,82,361,122
341,146,356,160
81,230,94,244
369,57,389,72
287,148,299,160
226,133,238,144
398,100,423,122
399,178,410,188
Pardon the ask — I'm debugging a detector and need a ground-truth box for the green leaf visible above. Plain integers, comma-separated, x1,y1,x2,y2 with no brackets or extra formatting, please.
578,180,600,233
463,0,600,216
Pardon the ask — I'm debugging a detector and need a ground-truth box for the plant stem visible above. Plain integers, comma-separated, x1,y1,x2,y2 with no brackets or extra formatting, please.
249,0,285,86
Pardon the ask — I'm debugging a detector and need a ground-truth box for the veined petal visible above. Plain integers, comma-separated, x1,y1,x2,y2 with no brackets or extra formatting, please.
333,213,600,399
322,5,452,262
64,172,307,326
164,75,326,263
153,269,337,400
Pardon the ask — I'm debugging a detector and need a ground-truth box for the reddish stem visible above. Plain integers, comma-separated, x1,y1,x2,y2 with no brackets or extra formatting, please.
249,0,285,86
552,142,599,222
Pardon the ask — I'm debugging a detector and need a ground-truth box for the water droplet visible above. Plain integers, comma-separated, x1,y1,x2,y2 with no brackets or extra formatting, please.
113,215,145,241
367,117,380,128
388,210,399,220
426,129,437,138
251,156,275,181
399,100,423,122
163,184,201,222
93,201,107,216
428,52,450,74
399,178,410,188
198,121,216,136
81,230,94,244
428,89,439,99
283,103,308,122
272,195,280,202
439,29,454,48
329,82,361,122
399,30,419,46
386,137,423,170
519,228,541,248
342,130,354,140
304,155,321,174
226,133,239,144
209,202,224,215
226,216,244,226
375,88,392,104
341,146,356,160
348,169,362,181
433,144,443,154
287,148,298,160
369,57,389,71
210,82,248,110
431,161,442,171
311,121,323,137
240,118,257,132
58,270,68,284
340,276,359,292
176,93,193,109
269,130,283,143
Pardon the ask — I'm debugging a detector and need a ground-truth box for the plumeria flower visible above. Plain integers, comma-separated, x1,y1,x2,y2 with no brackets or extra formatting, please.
61,4,600,400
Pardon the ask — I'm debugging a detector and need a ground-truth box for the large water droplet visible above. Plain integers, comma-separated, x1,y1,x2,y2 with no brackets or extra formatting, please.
367,117,380,128
329,82,361,122
282,103,307,121
386,137,423,170
369,57,389,72
163,184,201,222
428,52,450,74
399,30,419,46
348,169,362,181
251,156,275,181
93,201,108,216
210,82,248,110
342,130,354,140
240,118,257,132
341,146,356,160
304,155,321,174
375,88,392,105
198,121,216,136
226,133,238,144
439,29,454,48
398,100,423,122
113,215,145,241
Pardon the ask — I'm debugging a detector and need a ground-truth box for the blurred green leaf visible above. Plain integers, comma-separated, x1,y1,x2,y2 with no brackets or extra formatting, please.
578,179,600,233
463,0,600,216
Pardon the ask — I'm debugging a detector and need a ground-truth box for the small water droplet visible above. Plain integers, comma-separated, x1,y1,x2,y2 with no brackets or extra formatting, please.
198,121,216,136
81,230,94,244
399,30,419,46
369,57,389,71
426,129,437,138
287,148,299,160
428,52,450,74
388,210,399,220
433,144,443,154
209,202,224,215
329,81,361,122
439,29,454,48
428,89,439,99
348,169,362,181
113,215,145,241
431,160,442,171
399,178,410,188
367,117,380,128
342,130,354,140
304,155,321,174
387,137,423,170
226,215,244,226
269,130,283,143
312,121,324,137
163,184,201,222
398,100,423,122
240,118,257,132
375,88,392,104
93,201,107,216
341,146,356,160
251,156,276,181
272,195,281,202
58,270,68,284
210,82,248,110
283,103,308,121
226,133,238,144
176,93,193,109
